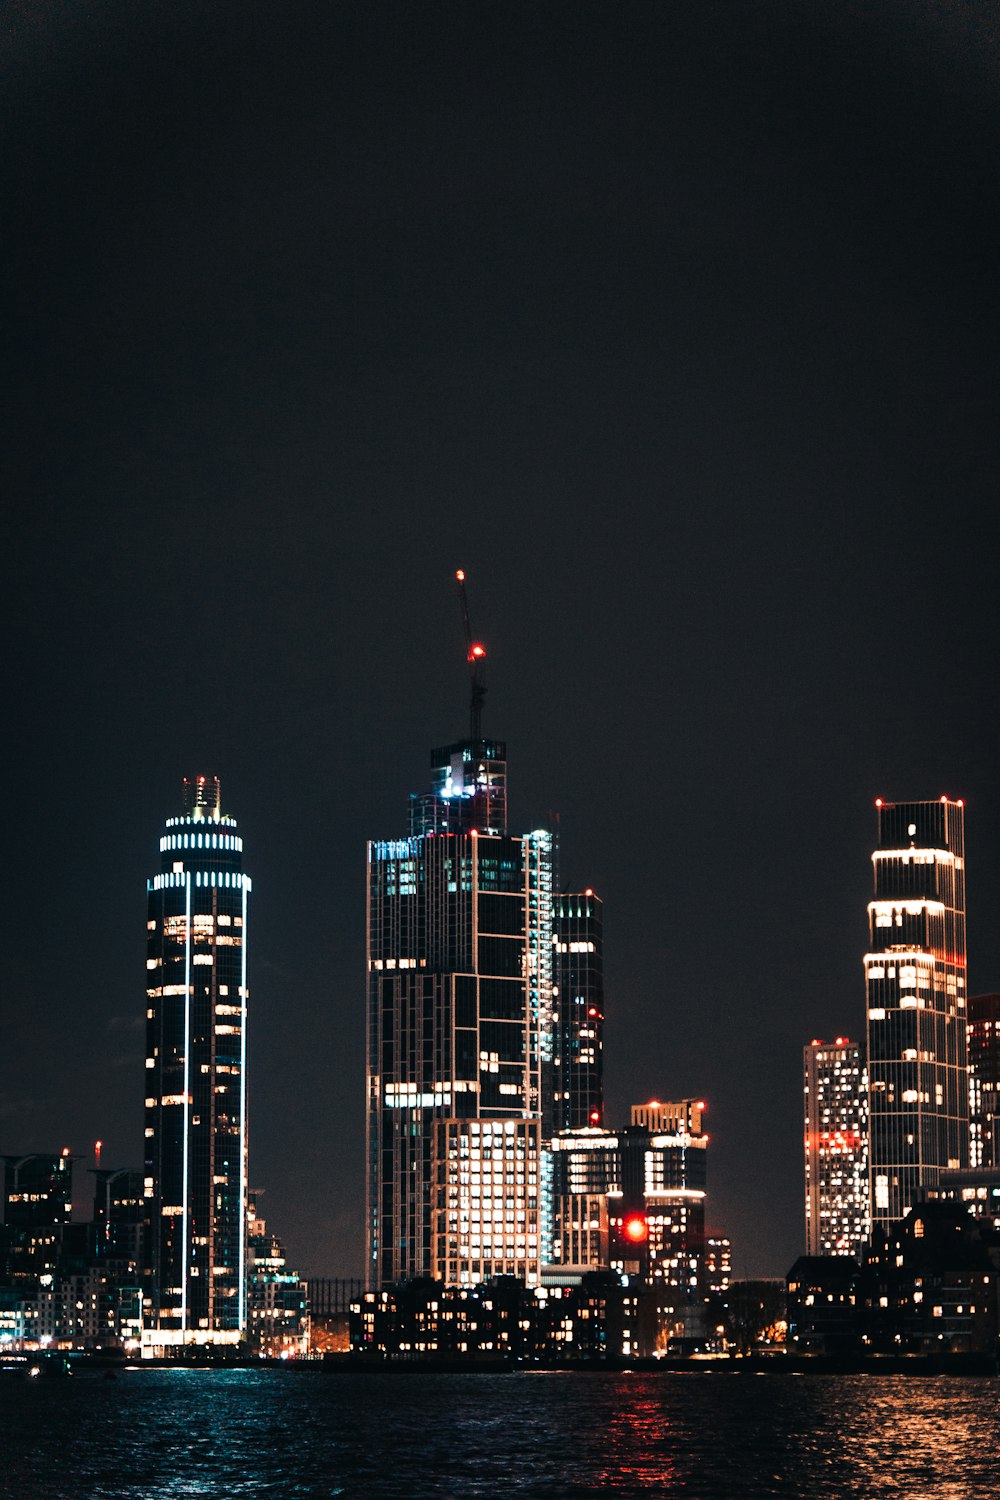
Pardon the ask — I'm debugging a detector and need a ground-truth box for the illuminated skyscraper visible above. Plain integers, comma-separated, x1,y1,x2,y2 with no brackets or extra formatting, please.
968,993,1000,1169
865,798,968,1231
366,575,552,1288
142,775,251,1352
550,890,604,1132
803,1037,869,1256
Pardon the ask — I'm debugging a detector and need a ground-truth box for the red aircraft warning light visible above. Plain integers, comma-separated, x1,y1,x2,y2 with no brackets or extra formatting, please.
589,1109,601,1124
623,1215,648,1244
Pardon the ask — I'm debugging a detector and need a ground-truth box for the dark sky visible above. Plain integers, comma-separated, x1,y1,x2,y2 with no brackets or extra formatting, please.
3,1,999,1279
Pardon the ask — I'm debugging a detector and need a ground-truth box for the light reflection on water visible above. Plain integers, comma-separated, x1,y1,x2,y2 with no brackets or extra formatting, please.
1,1369,999,1499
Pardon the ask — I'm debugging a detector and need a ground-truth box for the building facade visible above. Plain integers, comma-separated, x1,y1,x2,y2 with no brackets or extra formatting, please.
803,1037,869,1256
142,775,252,1351
968,994,1000,1170
865,798,968,1231
366,734,552,1288
550,891,604,1133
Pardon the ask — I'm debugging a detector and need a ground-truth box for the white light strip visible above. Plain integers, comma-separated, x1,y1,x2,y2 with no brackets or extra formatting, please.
181,873,192,1335
238,877,249,1332
868,900,945,916
871,849,956,865
863,951,936,966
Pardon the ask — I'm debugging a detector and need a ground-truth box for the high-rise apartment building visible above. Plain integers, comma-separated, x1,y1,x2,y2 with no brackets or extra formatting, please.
865,798,968,1231
142,775,252,1351
803,1037,869,1256
550,890,604,1132
968,993,1000,1169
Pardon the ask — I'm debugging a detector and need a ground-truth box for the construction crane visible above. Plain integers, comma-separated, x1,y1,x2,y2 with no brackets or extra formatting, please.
455,569,486,740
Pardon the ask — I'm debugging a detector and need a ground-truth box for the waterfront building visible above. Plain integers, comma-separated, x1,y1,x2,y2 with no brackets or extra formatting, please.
366,580,552,1288
968,993,1000,1169
142,775,252,1352
865,798,968,1231
547,1127,620,1275
245,1192,310,1357
698,1236,732,1299
1,1152,75,1282
803,1037,869,1257
612,1101,709,1299
550,890,604,1133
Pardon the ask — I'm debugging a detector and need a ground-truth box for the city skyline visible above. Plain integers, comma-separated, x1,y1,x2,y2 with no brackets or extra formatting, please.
4,2,999,1283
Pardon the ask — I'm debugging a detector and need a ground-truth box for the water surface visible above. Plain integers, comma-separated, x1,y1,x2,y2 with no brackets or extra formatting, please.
2,1368,998,1498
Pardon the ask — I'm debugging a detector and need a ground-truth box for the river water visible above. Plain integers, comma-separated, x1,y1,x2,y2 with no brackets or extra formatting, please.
2,1367,999,1498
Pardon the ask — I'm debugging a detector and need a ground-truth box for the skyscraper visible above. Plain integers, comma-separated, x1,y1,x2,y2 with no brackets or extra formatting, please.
366,576,552,1288
865,798,968,1231
142,775,252,1352
967,993,1000,1169
550,890,604,1132
803,1037,869,1257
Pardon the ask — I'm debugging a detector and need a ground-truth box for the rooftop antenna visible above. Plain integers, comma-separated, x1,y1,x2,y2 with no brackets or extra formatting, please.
455,569,487,740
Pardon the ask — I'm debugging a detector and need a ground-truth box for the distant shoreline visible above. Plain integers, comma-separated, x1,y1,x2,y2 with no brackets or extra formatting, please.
4,1351,995,1378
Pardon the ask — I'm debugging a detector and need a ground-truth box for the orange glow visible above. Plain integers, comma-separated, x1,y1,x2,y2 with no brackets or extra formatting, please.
584,888,593,897
646,1099,661,1108
697,1101,706,1111
624,1215,648,1244
456,569,465,581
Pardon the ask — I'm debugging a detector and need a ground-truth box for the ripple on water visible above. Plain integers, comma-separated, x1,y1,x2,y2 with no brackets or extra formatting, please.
2,1369,1000,1499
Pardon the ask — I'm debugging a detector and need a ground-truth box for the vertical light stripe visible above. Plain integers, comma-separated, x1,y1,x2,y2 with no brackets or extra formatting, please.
180,872,192,1334
238,878,249,1330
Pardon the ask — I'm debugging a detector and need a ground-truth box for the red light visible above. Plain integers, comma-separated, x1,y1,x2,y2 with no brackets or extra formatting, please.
584,888,593,897
958,799,965,807
198,776,205,784
588,1007,598,1016
589,1110,600,1123
456,569,465,581
875,798,883,808
469,644,486,660
696,1101,706,1112
624,1216,648,1244
941,795,948,803
61,1147,70,1157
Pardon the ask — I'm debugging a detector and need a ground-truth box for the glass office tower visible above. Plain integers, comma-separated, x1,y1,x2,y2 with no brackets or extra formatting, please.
968,994,1000,1169
142,776,251,1351
865,798,968,1232
367,735,552,1288
550,890,604,1133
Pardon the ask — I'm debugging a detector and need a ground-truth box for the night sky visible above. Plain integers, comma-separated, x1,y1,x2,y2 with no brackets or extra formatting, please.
4,1,999,1280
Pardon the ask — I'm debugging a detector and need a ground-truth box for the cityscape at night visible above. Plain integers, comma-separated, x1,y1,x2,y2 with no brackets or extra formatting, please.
3,1,999,1495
